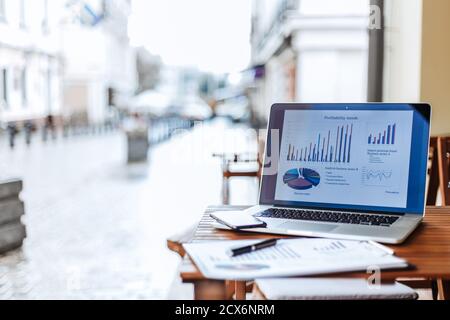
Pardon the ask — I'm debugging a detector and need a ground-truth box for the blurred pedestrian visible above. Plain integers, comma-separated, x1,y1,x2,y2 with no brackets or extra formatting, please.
7,123,18,149
24,121,34,145
62,120,70,138
43,115,57,141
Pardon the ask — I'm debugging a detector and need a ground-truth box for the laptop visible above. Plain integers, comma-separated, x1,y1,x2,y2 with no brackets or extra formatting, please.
238,103,431,244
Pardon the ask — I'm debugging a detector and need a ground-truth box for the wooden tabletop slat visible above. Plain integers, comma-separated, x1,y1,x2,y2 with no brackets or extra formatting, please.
180,206,450,282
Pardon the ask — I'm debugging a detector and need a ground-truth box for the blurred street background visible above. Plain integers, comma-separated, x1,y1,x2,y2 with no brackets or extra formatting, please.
0,118,258,299
1,0,449,299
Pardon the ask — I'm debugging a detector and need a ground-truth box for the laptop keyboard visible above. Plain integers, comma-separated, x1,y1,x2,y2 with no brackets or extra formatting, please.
255,208,399,227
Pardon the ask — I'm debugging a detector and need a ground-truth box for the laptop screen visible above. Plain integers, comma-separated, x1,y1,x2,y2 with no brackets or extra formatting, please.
260,104,431,215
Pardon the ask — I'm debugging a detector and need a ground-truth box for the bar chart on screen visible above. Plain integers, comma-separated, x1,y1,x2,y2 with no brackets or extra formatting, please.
368,123,396,145
286,124,354,164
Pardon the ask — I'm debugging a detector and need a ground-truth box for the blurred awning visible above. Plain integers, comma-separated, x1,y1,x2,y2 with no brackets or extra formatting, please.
175,96,213,121
128,91,212,121
128,90,172,117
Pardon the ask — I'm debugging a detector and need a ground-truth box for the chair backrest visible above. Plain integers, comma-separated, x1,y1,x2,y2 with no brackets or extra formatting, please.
427,136,450,206
437,137,450,205
427,137,439,205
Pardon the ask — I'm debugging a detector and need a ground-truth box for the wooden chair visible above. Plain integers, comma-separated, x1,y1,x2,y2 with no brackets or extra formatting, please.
213,138,265,205
213,152,262,205
399,136,450,299
427,136,450,205
435,136,450,204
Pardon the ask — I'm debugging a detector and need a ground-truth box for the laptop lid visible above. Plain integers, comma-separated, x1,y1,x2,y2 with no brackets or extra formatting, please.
259,103,431,216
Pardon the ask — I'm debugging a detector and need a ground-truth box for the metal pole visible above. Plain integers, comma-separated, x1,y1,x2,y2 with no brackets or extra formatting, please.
367,0,385,102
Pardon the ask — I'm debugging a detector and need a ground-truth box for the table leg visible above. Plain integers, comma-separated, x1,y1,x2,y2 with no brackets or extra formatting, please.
431,279,439,300
225,281,235,300
194,280,227,300
222,177,230,205
235,281,247,300
438,279,450,300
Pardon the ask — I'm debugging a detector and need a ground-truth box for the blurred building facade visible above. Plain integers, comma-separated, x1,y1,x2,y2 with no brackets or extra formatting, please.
0,0,63,124
136,47,162,94
61,0,137,125
0,0,137,127
250,0,370,124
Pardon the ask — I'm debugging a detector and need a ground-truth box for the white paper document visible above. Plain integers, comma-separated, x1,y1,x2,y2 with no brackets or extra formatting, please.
184,239,408,280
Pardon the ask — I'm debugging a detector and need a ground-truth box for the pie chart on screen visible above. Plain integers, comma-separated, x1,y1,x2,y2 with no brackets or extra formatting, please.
283,168,321,190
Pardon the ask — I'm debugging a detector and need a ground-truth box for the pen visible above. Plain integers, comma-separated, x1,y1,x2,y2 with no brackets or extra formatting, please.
229,239,278,257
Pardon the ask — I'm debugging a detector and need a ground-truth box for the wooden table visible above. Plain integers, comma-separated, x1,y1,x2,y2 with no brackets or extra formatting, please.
179,206,450,300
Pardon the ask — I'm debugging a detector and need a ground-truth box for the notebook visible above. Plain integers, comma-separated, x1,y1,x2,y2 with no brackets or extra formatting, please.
254,278,418,300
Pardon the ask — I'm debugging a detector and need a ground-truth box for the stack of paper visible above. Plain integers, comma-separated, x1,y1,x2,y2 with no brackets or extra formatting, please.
184,239,408,280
